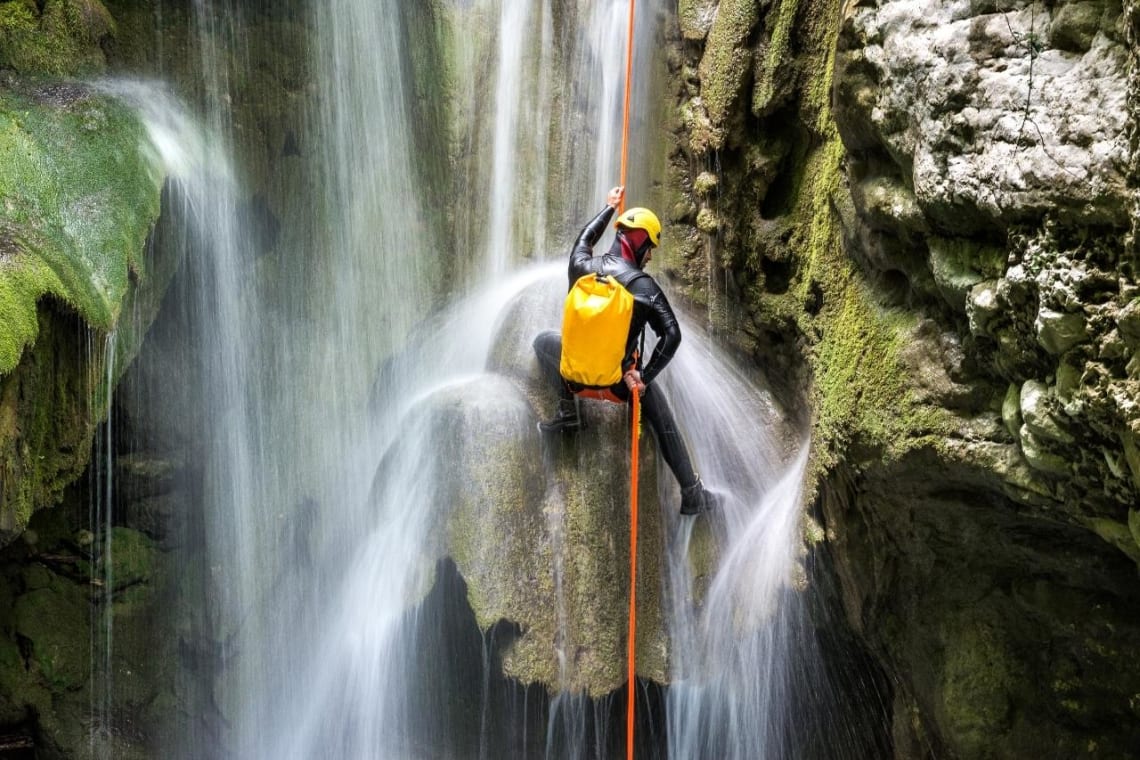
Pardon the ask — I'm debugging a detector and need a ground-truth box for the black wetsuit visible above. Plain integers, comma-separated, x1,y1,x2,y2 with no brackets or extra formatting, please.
533,204,698,489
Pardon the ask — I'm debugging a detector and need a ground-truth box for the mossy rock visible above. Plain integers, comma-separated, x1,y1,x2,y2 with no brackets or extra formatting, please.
1049,0,1105,52
0,632,36,725
0,0,115,77
0,83,167,545
405,373,673,696
697,0,759,130
679,0,719,39
96,526,157,590
13,573,90,692
0,85,162,372
939,615,1019,754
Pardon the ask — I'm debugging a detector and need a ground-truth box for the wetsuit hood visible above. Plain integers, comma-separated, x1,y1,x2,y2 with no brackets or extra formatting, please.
611,230,653,268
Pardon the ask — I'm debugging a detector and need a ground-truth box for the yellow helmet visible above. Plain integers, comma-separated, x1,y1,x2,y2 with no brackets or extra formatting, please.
615,207,661,247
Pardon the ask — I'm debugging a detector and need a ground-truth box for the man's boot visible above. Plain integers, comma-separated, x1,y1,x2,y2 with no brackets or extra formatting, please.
539,398,582,433
680,477,722,515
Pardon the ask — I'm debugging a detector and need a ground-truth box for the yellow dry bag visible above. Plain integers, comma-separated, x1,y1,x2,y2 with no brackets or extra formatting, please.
559,273,636,387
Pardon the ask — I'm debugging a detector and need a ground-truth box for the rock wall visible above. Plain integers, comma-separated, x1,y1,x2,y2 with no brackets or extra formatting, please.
0,487,199,760
668,0,1140,755
0,4,197,755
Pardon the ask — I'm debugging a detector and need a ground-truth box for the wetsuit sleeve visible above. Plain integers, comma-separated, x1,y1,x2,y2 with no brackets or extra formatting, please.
568,205,615,283
639,287,681,386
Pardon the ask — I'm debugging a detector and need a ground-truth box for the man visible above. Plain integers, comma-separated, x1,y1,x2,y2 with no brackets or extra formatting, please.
533,186,720,516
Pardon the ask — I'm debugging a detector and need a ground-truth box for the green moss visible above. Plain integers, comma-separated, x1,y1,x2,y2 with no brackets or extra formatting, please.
698,0,759,128
0,0,115,77
941,618,1018,753
800,0,840,135
781,132,952,483
693,171,719,197
0,633,35,725
98,526,157,591
0,88,163,374
13,576,89,692
752,0,798,114
679,0,718,39
0,86,169,544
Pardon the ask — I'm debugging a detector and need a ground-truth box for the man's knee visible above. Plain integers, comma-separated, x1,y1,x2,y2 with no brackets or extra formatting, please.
533,329,560,355
533,330,562,375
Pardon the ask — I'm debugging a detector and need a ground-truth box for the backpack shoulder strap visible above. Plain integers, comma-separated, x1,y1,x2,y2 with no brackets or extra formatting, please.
611,267,649,292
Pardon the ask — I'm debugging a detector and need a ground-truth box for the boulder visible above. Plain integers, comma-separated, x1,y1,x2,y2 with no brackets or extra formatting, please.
376,369,690,695
0,84,168,546
1035,307,1089,355
1019,379,1074,443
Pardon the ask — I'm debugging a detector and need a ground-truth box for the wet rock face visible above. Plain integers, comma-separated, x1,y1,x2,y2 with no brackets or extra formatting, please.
427,375,673,696
834,0,1138,512
822,0,1140,754
836,0,1129,232
823,451,1140,758
0,84,170,547
0,488,192,760
669,0,1140,754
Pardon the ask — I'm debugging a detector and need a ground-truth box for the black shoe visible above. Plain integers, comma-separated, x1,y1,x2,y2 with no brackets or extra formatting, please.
539,399,581,434
680,478,722,516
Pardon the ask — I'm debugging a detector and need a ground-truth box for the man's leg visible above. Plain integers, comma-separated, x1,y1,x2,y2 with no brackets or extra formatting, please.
640,384,719,515
533,331,580,432
639,384,698,487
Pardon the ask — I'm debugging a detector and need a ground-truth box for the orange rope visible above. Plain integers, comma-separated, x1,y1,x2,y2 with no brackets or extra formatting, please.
618,0,636,215
626,387,640,760
620,2,638,757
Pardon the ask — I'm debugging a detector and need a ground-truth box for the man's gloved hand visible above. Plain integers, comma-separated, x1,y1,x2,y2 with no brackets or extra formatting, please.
607,185,625,210
623,367,646,394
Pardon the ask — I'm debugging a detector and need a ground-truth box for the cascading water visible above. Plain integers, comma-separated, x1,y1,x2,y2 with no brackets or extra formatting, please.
101,76,262,759
482,0,549,274
104,0,887,757
660,327,805,757
87,335,116,757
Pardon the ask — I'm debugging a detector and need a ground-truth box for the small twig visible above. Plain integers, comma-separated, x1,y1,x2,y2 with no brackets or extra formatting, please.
1002,3,1085,180
37,553,81,564
1002,6,1039,147
0,734,34,751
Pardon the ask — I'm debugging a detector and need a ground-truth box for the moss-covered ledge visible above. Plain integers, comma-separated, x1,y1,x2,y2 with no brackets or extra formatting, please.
0,0,116,78
0,82,167,545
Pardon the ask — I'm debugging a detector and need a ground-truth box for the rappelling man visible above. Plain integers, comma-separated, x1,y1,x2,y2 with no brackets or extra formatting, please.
533,185,721,516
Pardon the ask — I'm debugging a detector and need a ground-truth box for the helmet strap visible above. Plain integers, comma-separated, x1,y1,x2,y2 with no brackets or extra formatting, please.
634,238,654,268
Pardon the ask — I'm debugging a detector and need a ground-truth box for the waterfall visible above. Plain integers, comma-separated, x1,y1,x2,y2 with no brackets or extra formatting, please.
101,76,262,759
99,0,884,757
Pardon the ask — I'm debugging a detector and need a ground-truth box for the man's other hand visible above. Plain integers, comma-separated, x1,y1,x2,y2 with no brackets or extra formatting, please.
623,367,645,394
607,186,625,209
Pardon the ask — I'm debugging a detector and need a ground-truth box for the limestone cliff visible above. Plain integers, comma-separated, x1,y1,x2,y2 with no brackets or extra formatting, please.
668,0,1140,755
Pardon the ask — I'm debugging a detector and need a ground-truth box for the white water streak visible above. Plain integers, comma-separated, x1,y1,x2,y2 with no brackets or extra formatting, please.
485,0,537,274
